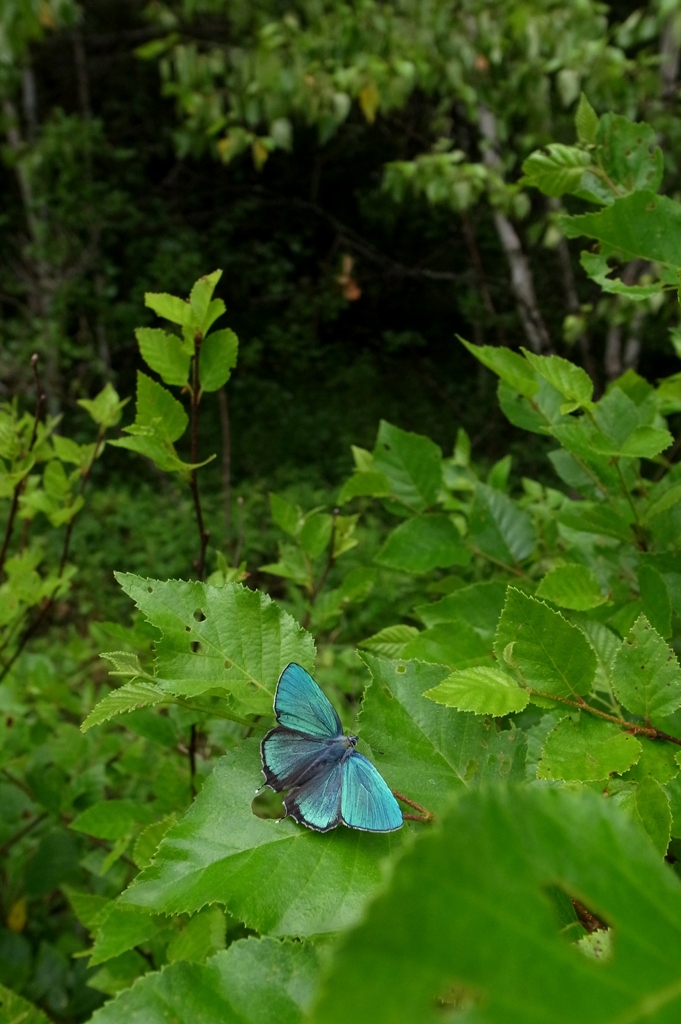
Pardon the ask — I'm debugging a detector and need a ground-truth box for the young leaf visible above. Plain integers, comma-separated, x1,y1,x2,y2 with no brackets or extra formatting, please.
375,514,469,573
520,143,591,197
136,327,191,386
580,252,661,299
312,785,681,1024
114,574,315,715
299,512,333,559
71,800,155,840
612,614,681,719
88,938,319,1024
133,814,178,870
133,371,188,442
424,666,529,716
537,713,641,781
89,903,165,966
81,682,165,732
270,493,301,536
372,421,442,511
190,270,222,330
337,470,391,504
199,328,238,392
557,500,633,542
536,564,606,611
358,624,420,658
522,351,593,406
494,588,597,697
575,93,599,145
459,338,538,396
78,382,127,427
145,291,193,327
468,483,536,565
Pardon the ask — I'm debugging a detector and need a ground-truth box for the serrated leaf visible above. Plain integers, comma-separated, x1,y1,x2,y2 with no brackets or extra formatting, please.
313,785,681,1024
644,482,681,522
580,252,661,299
375,514,469,573
100,651,148,678
557,500,633,541
133,371,188,443
166,906,226,964
523,351,593,406
136,327,191,386
494,588,597,697
415,580,507,636
270,493,300,536
402,621,492,669
200,328,238,392
145,291,193,326
190,270,222,330
424,666,528,716
78,383,127,428
613,778,671,856
338,470,391,504
596,113,664,195
114,575,315,715
623,739,680,785
612,614,681,719
81,682,166,732
561,190,681,266
521,143,591,197
358,625,420,658
536,564,606,611
133,814,178,870
0,984,50,1024
459,337,538,396
469,483,536,565
372,421,442,511
537,713,641,781
88,938,319,1024
89,903,165,966
575,93,599,145
638,564,672,638
71,800,155,840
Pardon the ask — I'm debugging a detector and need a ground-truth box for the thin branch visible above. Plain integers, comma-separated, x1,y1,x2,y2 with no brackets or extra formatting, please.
527,689,681,747
392,790,436,823
0,812,47,858
471,546,526,578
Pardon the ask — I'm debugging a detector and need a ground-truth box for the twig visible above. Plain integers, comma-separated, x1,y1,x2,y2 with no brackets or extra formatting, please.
471,546,526,578
0,354,45,578
392,790,436,823
572,898,607,933
233,496,245,565
528,689,681,747
189,335,210,581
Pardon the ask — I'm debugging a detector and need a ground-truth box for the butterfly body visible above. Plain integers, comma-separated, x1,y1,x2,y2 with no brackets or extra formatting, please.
261,663,403,833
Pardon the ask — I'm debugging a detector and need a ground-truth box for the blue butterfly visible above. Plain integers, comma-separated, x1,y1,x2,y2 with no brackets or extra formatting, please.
260,663,403,833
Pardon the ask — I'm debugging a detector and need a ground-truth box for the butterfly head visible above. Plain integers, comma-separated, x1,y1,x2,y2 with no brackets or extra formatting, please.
348,735,358,747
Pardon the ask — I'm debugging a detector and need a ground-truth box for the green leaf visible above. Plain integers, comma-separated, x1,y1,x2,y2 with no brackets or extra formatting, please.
614,778,671,856
88,938,319,1024
372,421,442,511
270,493,300,536
0,983,50,1024
495,588,597,697
87,950,149,996
402,621,492,669
337,470,391,503
200,328,238,392
299,512,333,559
638,564,672,638
459,338,538,396
71,800,154,840
190,270,223,331
145,290,193,327
375,514,469,573
596,113,664,195
644,482,681,522
537,713,641,781
81,682,165,732
623,739,679,785
522,351,593,406
424,666,529,716
136,327,191,386
118,740,402,935
78,382,127,427
497,379,549,434
133,814,178,870
133,371,188,443
562,191,681,266
312,785,681,1024
415,580,507,636
469,483,536,565
557,500,633,541
612,614,681,719
580,252,661,299
358,624,420,658
521,143,591,197
114,575,315,714
575,93,599,145
536,564,606,611
166,906,226,964
89,903,164,966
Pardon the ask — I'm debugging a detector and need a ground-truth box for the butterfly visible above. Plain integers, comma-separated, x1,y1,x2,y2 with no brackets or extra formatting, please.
260,663,403,833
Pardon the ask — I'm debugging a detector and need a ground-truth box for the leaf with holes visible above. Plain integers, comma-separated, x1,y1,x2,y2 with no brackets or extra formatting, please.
113,574,315,716
612,614,681,719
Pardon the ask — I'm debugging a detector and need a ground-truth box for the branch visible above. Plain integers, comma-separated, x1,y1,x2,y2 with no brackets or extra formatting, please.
528,689,681,747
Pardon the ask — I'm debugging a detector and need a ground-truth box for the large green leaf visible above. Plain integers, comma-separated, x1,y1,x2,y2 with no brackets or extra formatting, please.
537,713,641,781
372,421,442,511
535,564,606,611
89,938,319,1024
424,666,529,716
199,328,238,392
596,113,664,195
494,588,597,697
522,351,593,407
135,328,191,386
81,681,166,732
114,575,315,715
468,483,536,565
459,338,538,396
133,371,188,443
374,514,469,573
313,785,681,1024
612,614,681,719
562,190,681,266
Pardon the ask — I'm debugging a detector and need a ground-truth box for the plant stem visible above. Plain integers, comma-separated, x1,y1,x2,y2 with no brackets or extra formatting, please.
613,458,647,550
392,790,436,823
0,355,45,579
471,546,526,578
527,688,681,747
218,386,231,538
189,335,210,581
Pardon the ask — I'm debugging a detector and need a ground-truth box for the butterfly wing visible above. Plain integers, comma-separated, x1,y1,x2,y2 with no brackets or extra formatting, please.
274,663,343,738
262,727,344,792
284,760,344,833
341,752,403,832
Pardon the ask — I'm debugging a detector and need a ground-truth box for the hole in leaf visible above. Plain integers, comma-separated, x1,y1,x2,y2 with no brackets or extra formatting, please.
194,608,206,622
191,641,201,654
252,789,285,820
185,626,191,632
544,884,611,961
147,586,153,593
224,659,232,669
396,664,406,674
